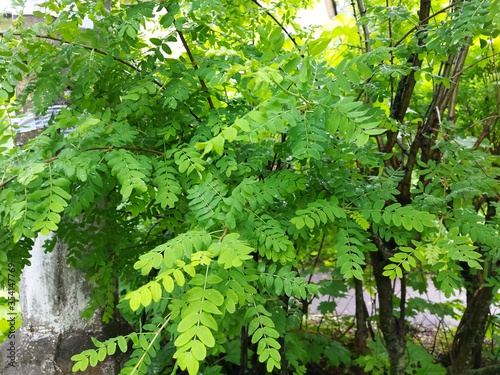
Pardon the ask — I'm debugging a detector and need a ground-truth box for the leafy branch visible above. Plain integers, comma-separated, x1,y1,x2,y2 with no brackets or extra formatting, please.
130,314,172,375
393,4,455,48
0,146,164,190
0,31,163,87
250,0,299,48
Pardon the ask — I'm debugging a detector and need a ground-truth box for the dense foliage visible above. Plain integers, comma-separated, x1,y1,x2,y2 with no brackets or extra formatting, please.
0,0,499,374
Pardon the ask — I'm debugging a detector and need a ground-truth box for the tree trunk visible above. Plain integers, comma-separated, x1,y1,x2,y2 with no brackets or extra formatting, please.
370,246,407,375
447,285,494,375
354,278,369,355
447,201,497,374
0,235,127,375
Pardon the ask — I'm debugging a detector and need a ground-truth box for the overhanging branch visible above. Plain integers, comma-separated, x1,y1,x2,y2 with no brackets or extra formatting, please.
0,30,163,87
251,0,299,48
175,28,215,110
0,146,165,189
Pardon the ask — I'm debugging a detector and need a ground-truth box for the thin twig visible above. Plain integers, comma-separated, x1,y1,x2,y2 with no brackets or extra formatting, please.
356,0,371,53
218,226,229,242
393,5,454,48
472,115,494,150
87,146,165,156
175,28,215,110
0,175,17,188
0,145,165,189
386,0,394,104
131,314,172,375
307,232,326,285
0,31,163,87
451,52,500,79
251,0,298,48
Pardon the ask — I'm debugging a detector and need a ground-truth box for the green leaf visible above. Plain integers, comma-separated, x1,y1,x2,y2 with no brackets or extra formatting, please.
162,275,175,293
191,340,207,361
107,341,117,356
117,337,128,353
178,313,200,333
201,300,222,315
196,325,215,347
177,351,200,375
139,334,149,350
149,281,162,302
203,289,224,306
175,326,198,347
212,135,225,155
199,312,218,331
235,118,250,131
98,346,107,361
89,350,98,367
129,291,141,311
173,269,186,286
71,355,89,372
206,274,223,284
140,287,152,307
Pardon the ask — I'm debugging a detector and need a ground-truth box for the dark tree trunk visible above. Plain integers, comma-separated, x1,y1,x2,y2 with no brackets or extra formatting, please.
447,285,494,374
370,245,407,375
239,325,249,375
471,308,488,369
447,201,497,373
384,0,431,156
354,278,369,355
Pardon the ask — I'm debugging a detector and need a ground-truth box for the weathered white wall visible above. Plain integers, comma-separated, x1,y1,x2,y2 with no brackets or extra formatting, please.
1,236,123,375
21,234,103,329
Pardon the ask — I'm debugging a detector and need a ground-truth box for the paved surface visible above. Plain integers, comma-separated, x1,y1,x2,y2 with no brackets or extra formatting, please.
306,273,499,327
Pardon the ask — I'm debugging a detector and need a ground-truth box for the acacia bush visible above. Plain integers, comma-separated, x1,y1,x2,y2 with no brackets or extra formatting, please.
0,0,499,374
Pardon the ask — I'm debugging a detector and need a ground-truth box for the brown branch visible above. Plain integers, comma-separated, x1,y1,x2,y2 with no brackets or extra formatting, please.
87,146,165,156
218,226,229,242
0,31,163,87
356,0,371,53
393,5,454,48
251,0,298,48
354,277,371,354
0,155,59,189
397,121,423,204
0,145,164,189
370,234,407,374
399,273,407,333
384,0,431,158
448,285,494,374
175,28,215,110
447,40,471,121
354,5,453,108
0,175,17,189
306,232,326,285
418,38,471,165
473,115,495,150
451,52,500,80
463,114,499,133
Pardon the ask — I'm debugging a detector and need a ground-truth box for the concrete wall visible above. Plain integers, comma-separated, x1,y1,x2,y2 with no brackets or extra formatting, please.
0,236,124,375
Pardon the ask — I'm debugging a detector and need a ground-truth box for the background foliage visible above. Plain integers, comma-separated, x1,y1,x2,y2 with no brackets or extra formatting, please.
0,0,499,374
